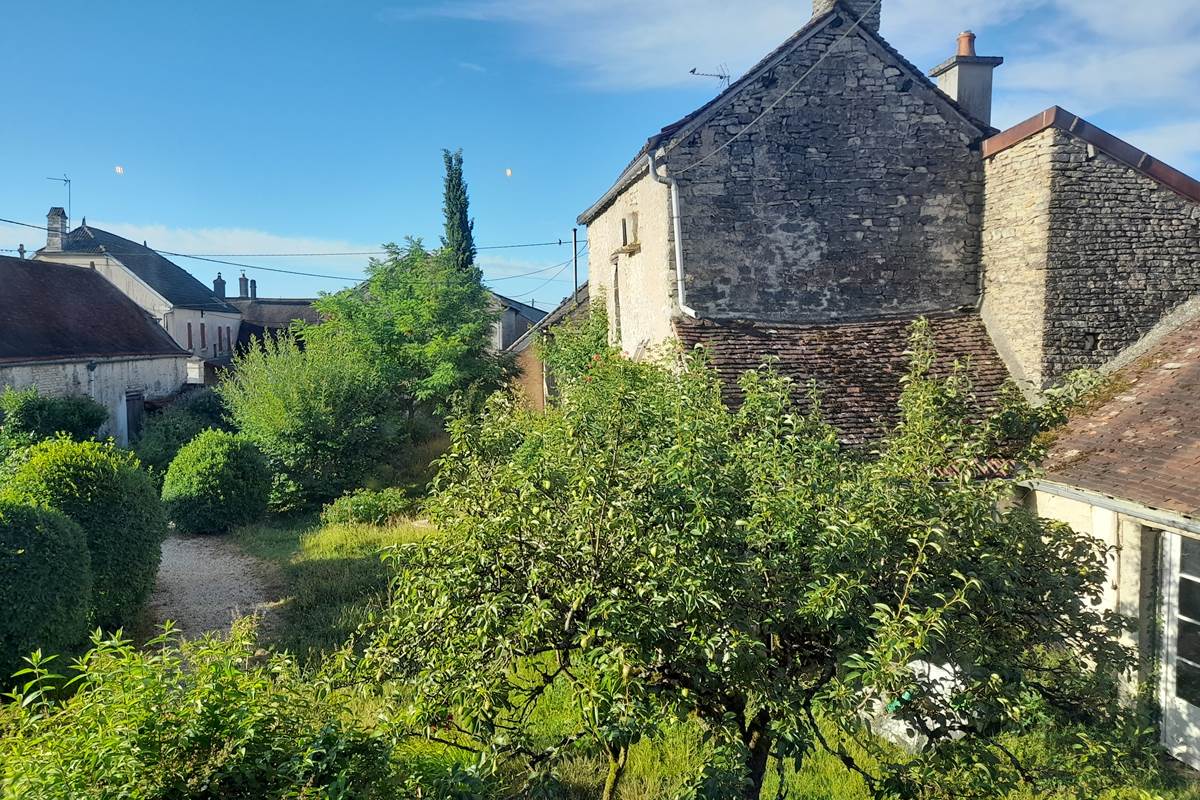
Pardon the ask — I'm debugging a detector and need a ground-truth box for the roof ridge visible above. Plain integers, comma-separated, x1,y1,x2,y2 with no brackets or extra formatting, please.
982,106,1200,204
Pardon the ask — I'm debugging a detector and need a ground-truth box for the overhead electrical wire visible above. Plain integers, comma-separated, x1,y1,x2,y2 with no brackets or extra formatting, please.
0,215,582,291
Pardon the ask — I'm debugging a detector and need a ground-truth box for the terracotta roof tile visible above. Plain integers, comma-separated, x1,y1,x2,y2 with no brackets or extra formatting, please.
674,312,1010,444
1044,320,1200,517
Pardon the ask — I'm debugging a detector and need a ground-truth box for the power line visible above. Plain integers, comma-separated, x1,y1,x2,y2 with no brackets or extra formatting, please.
666,0,884,176
511,242,588,301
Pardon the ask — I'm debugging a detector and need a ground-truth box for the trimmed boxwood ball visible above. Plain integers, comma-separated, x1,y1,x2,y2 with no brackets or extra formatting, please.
1,438,166,631
162,430,269,535
0,501,92,681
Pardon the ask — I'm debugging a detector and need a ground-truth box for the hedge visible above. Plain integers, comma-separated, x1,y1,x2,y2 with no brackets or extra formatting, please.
135,407,212,480
0,501,92,682
1,439,166,630
0,387,107,442
162,430,269,535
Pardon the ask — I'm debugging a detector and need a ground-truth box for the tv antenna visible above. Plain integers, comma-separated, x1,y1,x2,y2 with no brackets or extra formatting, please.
46,174,71,223
689,64,731,90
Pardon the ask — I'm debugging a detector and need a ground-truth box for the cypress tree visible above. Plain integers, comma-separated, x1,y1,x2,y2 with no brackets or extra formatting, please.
441,148,477,274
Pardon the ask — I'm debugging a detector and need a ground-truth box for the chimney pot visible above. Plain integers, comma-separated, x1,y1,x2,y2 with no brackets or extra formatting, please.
249,279,257,300
45,207,67,252
238,272,250,298
17,244,25,259
929,33,1003,127
957,31,977,57
213,272,226,299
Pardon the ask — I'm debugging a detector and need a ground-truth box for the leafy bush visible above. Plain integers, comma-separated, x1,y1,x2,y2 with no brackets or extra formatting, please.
0,501,91,682
320,487,419,527
176,387,229,428
0,387,107,442
219,332,397,510
1,438,166,630
162,430,269,535
135,407,212,479
0,621,400,799
367,322,1131,799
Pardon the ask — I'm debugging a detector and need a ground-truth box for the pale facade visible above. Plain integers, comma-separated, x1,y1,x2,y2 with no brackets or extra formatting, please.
585,172,675,356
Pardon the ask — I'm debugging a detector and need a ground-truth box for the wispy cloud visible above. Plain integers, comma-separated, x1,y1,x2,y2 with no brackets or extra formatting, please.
385,0,1200,141
458,61,487,73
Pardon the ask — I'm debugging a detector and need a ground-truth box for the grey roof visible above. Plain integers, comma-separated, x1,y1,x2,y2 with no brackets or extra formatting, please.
492,292,548,325
0,256,187,364
506,283,589,354
47,224,240,313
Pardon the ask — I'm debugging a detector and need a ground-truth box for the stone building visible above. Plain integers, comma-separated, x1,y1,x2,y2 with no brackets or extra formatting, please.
507,284,589,411
0,255,190,445
517,0,1200,760
34,209,243,363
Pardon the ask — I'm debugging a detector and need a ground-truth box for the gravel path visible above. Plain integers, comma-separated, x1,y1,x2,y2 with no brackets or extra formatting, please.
146,533,283,640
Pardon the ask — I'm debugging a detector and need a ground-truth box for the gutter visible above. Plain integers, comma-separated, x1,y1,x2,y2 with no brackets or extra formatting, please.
1026,479,1200,537
646,151,697,318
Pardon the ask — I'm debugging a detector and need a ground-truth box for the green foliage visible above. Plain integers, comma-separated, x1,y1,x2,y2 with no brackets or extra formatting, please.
441,148,477,274
0,501,91,682
0,386,107,442
534,301,615,388
321,487,419,527
365,320,1132,799
0,621,399,799
135,407,212,479
219,331,395,510
176,387,230,428
310,239,506,417
1,438,166,630
162,430,270,535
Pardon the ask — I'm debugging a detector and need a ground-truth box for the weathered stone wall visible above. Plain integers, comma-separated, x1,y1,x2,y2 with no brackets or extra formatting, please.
587,172,677,354
1041,130,1200,382
662,26,985,323
980,130,1053,390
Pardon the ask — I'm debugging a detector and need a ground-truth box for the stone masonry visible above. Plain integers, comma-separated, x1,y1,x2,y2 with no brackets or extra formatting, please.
1042,129,1200,382
982,127,1200,388
661,24,987,324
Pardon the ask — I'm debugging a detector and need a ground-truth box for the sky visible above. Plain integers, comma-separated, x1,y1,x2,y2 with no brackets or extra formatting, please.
1,0,1197,308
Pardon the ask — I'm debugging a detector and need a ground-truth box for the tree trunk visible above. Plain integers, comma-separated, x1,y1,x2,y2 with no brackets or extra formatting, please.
601,744,628,800
742,710,772,800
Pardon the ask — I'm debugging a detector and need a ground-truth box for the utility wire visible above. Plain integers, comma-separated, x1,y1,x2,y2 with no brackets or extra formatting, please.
0,215,581,285
666,0,884,175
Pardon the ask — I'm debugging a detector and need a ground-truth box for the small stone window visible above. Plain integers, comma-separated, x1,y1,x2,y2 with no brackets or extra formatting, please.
1084,332,1100,352
621,213,639,247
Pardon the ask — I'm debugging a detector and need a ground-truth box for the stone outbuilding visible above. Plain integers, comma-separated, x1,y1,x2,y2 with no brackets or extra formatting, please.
0,255,190,445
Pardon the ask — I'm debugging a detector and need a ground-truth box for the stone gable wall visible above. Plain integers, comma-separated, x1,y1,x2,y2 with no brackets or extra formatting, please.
980,130,1053,390
662,27,985,323
1042,130,1200,383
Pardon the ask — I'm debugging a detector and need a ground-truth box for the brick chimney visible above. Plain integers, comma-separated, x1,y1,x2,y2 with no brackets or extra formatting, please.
45,207,67,252
238,272,249,297
812,0,880,33
213,273,226,299
929,32,1004,127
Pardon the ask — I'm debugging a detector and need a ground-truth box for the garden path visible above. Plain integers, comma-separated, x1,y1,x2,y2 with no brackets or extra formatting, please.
146,533,284,639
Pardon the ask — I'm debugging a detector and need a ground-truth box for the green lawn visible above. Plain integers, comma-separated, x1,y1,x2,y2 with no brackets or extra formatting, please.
234,515,430,665
232,516,1200,799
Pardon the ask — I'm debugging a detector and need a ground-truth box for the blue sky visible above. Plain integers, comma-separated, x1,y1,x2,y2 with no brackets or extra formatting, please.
2,0,1197,308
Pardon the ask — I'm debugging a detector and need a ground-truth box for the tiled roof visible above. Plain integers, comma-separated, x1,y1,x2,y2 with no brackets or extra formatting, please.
1043,317,1200,519
578,3,992,224
0,256,187,364
674,312,1010,444
225,297,320,350
47,225,240,313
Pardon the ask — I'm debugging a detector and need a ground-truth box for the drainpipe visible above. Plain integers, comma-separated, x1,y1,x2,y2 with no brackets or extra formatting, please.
647,152,697,318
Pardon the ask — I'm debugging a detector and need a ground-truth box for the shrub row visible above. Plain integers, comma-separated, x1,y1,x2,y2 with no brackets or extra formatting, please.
0,387,108,443
0,439,166,677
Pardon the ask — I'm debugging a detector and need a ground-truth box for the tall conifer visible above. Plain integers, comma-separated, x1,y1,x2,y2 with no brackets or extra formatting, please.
441,149,477,274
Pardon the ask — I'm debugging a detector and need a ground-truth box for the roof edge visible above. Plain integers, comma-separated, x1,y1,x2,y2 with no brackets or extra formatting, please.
982,106,1200,204
505,283,589,353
